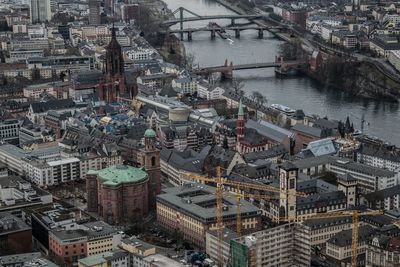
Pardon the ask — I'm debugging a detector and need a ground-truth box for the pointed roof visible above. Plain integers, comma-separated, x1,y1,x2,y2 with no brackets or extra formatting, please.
112,23,116,37
106,24,121,50
238,98,244,116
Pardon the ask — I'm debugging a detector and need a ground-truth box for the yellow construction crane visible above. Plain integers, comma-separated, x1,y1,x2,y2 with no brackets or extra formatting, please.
185,168,383,267
285,210,383,267
184,167,306,266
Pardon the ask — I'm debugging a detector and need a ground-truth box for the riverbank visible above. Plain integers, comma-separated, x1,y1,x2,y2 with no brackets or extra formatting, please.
215,0,400,101
150,2,186,67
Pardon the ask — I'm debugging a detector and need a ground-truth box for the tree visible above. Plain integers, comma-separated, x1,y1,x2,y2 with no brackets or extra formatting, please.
251,91,267,119
231,78,244,96
185,52,196,70
136,4,161,45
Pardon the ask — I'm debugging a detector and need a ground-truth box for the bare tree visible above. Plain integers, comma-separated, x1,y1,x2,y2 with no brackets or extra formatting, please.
185,52,196,70
232,78,244,96
251,91,266,119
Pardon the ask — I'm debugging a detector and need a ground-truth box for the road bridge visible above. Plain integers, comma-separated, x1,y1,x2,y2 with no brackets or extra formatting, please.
166,25,283,40
193,58,306,79
161,7,268,40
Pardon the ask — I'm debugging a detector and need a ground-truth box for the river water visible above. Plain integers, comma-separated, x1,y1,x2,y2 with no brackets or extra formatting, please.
163,0,400,145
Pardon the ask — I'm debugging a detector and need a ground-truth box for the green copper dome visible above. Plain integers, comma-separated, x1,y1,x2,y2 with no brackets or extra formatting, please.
97,165,148,187
144,128,156,138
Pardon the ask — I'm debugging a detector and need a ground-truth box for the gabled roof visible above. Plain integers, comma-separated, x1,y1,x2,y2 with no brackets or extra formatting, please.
327,225,374,247
160,148,205,173
246,119,293,143
292,124,324,138
306,138,337,156
30,99,76,113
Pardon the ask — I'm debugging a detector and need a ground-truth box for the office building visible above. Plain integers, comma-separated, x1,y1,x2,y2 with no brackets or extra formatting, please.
156,184,261,249
30,0,51,23
0,175,52,211
88,0,101,25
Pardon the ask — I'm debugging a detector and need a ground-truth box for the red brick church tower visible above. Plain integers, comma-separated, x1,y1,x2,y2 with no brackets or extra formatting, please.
140,128,161,210
236,98,245,143
102,25,126,103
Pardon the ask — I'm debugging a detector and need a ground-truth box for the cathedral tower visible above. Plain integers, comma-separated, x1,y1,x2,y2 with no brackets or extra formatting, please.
103,25,126,103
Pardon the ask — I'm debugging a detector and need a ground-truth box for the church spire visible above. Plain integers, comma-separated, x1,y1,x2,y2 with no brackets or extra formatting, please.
111,23,116,38
236,98,245,148
238,98,244,117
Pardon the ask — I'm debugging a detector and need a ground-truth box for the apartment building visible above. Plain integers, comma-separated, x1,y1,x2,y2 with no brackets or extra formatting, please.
23,157,80,186
0,119,22,145
357,143,400,172
0,143,61,175
302,216,353,246
366,235,400,267
329,158,399,192
326,225,375,266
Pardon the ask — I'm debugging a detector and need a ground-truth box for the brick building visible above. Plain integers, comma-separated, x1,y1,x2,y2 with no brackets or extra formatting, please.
86,165,149,225
282,8,308,28
49,229,87,264
0,211,32,256
86,128,160,224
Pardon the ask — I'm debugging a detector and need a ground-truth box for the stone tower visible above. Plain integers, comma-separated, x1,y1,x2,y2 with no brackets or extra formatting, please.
103,25,125,103
279,162,298,222
141,128,161,210
236,98,245,153
338,173,357,208
236,98,245,140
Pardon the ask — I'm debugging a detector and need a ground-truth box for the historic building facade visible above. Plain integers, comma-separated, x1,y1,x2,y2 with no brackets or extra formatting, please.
86,165,149,224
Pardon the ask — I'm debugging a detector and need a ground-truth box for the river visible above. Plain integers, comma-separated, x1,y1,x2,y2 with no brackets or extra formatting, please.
163,0,400,145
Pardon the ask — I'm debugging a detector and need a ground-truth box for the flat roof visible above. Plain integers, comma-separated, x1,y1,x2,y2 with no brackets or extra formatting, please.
144,254,182,267
0,252,58,267
78,252,113,267
157,184,260,222
47,157,80,166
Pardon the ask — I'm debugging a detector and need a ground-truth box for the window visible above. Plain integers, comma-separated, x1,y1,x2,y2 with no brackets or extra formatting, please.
289,178,295,189
151,156,156,166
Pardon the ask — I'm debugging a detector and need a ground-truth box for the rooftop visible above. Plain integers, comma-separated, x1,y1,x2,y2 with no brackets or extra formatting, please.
0,211,31,235
0,252,58,267
78,252,113,267
327,225,374,247
95,165,148,187
157,184,260,223
144,254,182,267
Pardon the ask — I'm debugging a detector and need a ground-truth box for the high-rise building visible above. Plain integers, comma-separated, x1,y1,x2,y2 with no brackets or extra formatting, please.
30,0,51,23
88,0,101,25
